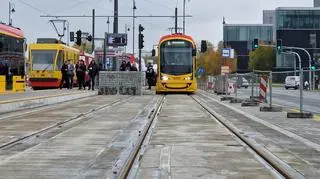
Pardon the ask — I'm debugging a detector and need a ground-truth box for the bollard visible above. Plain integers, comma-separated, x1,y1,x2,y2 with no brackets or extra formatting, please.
0,76,5,93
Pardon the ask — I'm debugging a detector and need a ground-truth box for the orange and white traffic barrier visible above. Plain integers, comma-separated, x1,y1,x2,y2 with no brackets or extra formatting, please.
259,76,268,102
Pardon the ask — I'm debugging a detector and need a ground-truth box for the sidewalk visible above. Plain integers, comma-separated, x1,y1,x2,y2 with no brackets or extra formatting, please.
197,90,320,178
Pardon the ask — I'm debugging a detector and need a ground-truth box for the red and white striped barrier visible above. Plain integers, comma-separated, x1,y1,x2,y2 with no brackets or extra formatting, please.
259,76,268,102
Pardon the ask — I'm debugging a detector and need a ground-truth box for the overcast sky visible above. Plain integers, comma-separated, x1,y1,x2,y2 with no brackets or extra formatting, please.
0,0,313,54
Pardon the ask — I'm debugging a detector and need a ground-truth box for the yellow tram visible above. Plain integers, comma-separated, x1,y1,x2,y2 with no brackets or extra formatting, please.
28,39,79,89
154,34,198,94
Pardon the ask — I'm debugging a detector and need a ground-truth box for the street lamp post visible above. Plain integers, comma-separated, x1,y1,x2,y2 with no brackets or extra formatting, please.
133,0,137,56
183,0,186,34
8,2,15,26
125,24,130,53
107,17,110,33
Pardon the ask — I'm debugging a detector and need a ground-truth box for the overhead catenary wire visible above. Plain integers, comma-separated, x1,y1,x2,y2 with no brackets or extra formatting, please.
16,0,51,16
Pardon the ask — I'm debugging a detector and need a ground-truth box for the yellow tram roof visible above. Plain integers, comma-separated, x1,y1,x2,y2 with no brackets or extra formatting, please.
29,43,80,53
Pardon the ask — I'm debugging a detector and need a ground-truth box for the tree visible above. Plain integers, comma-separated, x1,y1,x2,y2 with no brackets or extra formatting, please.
249,45,276,71
196,40,237,78
72,40,93,53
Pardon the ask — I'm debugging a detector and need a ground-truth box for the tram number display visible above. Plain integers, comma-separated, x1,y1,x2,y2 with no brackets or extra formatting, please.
165,40,188,47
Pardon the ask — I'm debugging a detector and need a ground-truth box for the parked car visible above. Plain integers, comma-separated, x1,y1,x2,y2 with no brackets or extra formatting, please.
285,76,300,90
238,77,249,88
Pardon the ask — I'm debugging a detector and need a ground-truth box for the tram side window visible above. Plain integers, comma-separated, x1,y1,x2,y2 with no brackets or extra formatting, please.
56,50,64,70
0,35,23,53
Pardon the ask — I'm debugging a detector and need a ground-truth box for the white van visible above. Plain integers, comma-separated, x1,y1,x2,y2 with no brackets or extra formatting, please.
285,76,300,90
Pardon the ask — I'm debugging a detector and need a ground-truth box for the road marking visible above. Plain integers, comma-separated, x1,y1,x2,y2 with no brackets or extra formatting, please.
313,115,320,122
290,109,300,113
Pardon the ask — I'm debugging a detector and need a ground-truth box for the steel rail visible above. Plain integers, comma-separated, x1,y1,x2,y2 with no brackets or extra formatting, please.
0,97,134,150
191,94,305,179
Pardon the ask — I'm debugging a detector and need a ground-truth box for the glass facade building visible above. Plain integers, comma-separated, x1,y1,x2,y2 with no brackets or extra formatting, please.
276,8,320,29
315,0,320,7
263,10,276,41
275,7,320,69
223,24,273,72
224,25,273,43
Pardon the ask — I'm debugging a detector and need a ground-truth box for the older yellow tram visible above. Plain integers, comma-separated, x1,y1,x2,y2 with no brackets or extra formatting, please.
28,38,79,89
154,34,200,94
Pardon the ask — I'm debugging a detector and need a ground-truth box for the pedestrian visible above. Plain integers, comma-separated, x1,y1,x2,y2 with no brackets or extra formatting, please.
130,63,138,71
76,60,86,90
0,62,5,75
120,61,126,71
304,80,309,90
67,60,75,89
146,62,155,90
125,61,131,71
59,61,69,89
88,60,98,90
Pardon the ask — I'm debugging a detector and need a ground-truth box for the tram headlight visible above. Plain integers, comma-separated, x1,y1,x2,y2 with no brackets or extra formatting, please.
184,77,192,80
161,76,169,81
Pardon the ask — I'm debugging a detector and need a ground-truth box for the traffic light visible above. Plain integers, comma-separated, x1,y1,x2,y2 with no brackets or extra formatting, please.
87,35,92,42
276,39,282,51
138,24,144,49
201,40,207,52
76,30,82,46
139,24,145,33
70,32,74,42
139,34,144,49
252,38,259,50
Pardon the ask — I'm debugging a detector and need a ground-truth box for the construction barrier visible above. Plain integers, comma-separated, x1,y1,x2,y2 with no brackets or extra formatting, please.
259,76,268,102
13,76,26,92
0,76,5,93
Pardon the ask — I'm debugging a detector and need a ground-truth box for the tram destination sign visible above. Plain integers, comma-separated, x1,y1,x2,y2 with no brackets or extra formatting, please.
105,33,127,46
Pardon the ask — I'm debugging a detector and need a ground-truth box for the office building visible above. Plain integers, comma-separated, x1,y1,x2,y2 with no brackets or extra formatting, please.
223,24,273,72
275,7,320,69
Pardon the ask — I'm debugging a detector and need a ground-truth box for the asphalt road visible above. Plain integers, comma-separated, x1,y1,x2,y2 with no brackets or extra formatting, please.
237,87,320,113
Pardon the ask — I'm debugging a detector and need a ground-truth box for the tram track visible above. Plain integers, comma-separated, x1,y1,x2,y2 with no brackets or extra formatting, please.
120,94,304,179
191,94,304,179
118,95,165,179
0,96,134,150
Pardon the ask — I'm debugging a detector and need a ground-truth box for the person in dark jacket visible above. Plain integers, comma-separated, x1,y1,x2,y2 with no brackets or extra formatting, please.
88,60,99,90
76,60,86,90
130,63,138,71
0,63,5,75
59,61,69,89
125,61,131,71
67,60,75,89
146,63,155,90
120,61,126,71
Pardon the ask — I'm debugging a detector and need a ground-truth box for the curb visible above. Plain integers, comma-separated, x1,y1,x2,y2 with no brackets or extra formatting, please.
0,91,97,114
287,112,313,119
260,106,283,112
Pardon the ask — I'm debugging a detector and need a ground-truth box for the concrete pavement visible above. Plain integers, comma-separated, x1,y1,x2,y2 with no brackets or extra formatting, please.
198,90,320,178
133,95,278,178
0,95,159,178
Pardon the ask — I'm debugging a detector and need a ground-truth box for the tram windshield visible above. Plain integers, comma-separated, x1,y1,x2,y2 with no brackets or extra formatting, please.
160,40,193,75
31,50,56,71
